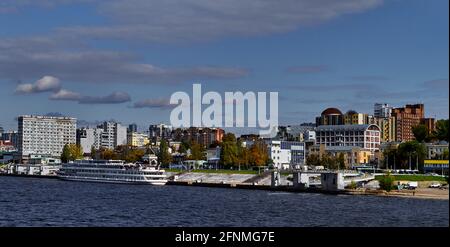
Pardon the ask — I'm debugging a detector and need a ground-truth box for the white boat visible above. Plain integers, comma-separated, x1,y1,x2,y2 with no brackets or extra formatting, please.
57,160,168,185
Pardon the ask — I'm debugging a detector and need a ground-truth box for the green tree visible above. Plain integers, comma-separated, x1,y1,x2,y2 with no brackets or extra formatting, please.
189,141,206,160
383,146,399,169
433,119,449,142
397,141,426,170
158,140,172,167
90,146,97,159
443,149,449,160
378,173,395,192
220,134,239,168
412,124,429,142
61,144,72,163
337,153,346,170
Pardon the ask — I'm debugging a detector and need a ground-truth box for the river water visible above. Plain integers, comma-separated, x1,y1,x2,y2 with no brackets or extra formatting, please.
0,176,448,227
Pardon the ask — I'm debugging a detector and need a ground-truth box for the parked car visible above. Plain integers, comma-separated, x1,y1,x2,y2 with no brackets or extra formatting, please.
429,183,442,188
406,182,418,190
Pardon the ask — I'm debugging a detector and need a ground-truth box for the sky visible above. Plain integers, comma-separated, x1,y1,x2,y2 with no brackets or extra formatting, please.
0,0,448,133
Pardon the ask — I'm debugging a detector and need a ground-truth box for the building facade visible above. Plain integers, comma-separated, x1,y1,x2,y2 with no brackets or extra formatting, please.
373,116,396,142
0,131,19,149
266,140,306,169
149,124,173,142
99,122,127,149
18,115,77,158
315,124,381,153
343,110,369,125
316,108,344,126
127,132,150,147
374,103,393,118
76,127,103,154
173,127,225,148
392,104,424,142
309,144,373,167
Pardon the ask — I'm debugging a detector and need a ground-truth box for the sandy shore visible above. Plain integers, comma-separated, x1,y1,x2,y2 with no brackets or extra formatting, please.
348,188,449,200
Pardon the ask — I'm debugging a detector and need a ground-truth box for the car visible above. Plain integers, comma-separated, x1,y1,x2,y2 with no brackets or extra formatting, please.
429,183,442,188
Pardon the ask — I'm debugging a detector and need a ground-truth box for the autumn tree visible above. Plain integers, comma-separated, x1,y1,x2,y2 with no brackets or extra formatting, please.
248,140,269,167
61,144,83,163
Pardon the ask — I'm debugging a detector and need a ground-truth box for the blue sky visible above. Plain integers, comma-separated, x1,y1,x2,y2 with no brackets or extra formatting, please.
0,0,448,132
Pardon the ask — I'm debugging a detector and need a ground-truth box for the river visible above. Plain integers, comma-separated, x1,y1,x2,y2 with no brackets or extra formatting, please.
0,176,448,227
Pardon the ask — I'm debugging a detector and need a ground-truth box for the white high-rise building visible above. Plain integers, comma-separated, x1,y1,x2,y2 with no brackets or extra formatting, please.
77,122,128,153
77,128,104,154
374,103,393,118
18,115,77,158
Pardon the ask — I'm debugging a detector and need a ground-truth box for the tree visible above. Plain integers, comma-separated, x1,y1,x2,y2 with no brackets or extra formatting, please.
306,153,322,167
337,153,346,170
248,140,269,167
378,173,395,192
412,124,429,142
61,144,72,163
90,146,97,159
443,149,449,160
237,141,250,170
383,146,399,169
61,144,83,163
397,141,426,170
178,141,190,154
158,140,172,167
220,135,239,168
433,119,449,142
188,141,205,160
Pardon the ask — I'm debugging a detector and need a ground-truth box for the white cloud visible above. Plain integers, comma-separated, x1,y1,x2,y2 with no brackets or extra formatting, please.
49,89,82,100
15,75,61,94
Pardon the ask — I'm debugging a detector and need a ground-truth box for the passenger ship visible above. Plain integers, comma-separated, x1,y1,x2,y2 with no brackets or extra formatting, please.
57,160,168,185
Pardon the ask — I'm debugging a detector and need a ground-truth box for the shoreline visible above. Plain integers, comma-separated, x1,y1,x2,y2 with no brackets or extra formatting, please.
1,173,448,200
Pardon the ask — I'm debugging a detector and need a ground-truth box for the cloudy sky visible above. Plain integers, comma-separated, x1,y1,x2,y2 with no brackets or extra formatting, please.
0,0,448,132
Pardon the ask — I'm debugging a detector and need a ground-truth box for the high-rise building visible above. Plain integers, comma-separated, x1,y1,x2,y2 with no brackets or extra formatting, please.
373,117,396,142
98,122,127,149
392,104,424,142
18,115,77,158
76,127,103,154
374,103,393,118
149,124,173,142
78,122,127,152
128,124,138,133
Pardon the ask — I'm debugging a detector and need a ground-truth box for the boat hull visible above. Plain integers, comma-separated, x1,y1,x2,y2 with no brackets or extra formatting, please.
58,176,167,186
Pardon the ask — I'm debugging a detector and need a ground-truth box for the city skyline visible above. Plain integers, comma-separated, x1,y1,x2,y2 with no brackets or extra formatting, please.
0,0,449,131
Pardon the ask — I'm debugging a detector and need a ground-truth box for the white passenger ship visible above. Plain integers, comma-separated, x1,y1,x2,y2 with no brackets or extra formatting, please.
57,160,168,185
